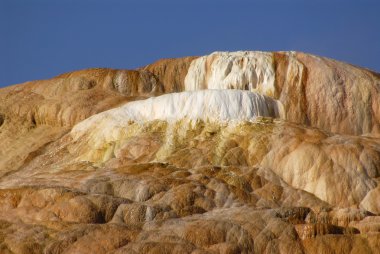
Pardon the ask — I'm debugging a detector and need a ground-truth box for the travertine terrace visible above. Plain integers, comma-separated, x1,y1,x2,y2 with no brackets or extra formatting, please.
0,51,380,253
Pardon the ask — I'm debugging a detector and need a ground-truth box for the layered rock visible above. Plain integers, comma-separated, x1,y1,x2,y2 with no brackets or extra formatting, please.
183,51,380,136
1,51,380,253
0,68,161,177
0,68,162,128
71,89,284,142
68,116,380,210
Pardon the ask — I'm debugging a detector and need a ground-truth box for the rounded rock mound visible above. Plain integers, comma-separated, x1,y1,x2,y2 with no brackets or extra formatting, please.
71,89,284,138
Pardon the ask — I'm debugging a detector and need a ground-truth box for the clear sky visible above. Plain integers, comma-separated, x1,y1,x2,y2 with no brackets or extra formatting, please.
1,0,379,87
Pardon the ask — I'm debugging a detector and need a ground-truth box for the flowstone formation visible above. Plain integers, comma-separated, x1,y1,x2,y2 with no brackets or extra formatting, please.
0,51,380,254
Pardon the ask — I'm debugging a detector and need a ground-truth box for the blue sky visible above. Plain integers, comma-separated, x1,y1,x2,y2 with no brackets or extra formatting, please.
1,0,379,87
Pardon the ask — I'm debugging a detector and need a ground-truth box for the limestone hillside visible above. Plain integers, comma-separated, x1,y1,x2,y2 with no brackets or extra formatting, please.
1,51,380,253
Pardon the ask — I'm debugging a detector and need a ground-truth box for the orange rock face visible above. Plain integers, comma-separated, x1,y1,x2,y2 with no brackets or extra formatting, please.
0,51,380,254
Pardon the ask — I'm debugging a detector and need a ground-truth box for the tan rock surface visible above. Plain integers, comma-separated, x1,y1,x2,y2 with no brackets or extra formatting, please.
0,68,162,177
1,51,380,253
142,56,198,93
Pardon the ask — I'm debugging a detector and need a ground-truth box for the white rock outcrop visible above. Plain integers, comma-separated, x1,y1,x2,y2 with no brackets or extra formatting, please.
71,89,284,140
184,51,277,96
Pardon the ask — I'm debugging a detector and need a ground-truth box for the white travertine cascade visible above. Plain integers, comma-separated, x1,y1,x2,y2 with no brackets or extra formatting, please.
71,89,284,140
184,51,276,96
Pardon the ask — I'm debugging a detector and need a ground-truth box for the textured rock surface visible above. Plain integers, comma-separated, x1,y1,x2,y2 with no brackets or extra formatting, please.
1,51,380,253
184,51,380,136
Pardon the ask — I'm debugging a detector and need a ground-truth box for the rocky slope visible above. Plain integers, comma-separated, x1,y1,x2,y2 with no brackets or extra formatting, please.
0,51,380,253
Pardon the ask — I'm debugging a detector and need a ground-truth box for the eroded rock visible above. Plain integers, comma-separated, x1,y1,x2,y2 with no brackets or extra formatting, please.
1,51,380,253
